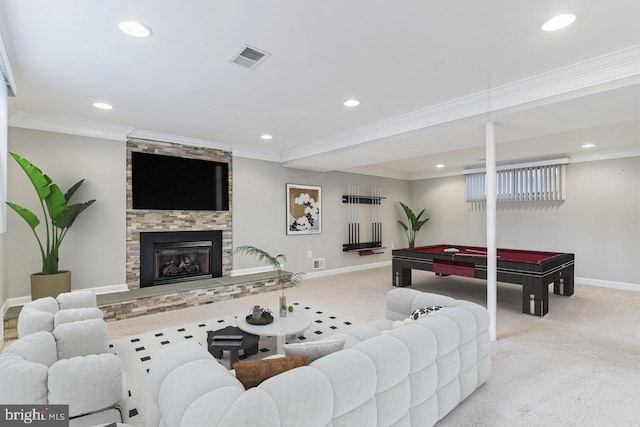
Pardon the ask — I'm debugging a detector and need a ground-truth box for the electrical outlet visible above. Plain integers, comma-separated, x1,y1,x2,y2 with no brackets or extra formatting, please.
307,250,312,258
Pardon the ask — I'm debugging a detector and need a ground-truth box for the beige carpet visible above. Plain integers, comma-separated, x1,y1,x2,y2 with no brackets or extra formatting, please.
108,267,640,426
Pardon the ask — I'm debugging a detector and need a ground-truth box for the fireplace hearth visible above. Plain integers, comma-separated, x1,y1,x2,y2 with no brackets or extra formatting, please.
140,230,223,287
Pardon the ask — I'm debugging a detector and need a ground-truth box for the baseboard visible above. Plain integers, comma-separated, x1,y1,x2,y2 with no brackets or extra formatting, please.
3,295,30,309
233,262,392,280
576,277,639,291
305,261,392,279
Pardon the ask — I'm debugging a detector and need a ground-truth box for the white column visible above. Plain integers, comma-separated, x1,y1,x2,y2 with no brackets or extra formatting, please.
486,121,497,341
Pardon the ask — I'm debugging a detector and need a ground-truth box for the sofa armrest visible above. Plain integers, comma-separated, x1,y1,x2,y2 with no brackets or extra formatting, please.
2,330,58,367
48,353,123,418
0,353,49,404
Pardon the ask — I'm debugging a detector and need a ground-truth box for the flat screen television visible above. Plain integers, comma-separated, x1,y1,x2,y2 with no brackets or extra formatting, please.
131,151,229,211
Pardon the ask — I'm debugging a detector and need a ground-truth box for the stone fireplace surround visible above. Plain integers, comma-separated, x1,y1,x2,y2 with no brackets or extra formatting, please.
116,138,288,322
126,138,233,289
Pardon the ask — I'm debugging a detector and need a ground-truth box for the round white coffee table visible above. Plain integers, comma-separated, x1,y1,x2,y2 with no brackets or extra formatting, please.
237,308,311,354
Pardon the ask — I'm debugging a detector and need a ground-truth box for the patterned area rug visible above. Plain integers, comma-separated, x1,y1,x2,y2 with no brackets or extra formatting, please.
109,302,362,427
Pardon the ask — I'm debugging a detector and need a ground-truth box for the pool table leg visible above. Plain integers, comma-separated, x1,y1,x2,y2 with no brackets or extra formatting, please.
522,283,549,317
553,266,575,296
392,267,412,287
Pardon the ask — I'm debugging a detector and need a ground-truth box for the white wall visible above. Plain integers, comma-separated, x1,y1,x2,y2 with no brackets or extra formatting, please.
7,128,126,298
232,157,410,274
410,156,640,285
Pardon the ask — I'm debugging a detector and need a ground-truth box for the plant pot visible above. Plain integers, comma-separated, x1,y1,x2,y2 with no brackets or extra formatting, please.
30,271,71,301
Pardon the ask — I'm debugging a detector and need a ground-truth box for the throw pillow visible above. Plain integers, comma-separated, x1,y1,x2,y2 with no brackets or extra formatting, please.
282,338,345,364
233,355,308,389
410,306,445,320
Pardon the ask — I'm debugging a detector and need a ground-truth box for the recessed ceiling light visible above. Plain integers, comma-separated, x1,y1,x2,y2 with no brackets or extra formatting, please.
93,102,113,110
436,164,445,168
344,99,360,107
541,14,576,32
260,134,273,140
581,143,596,148
119,21,152,38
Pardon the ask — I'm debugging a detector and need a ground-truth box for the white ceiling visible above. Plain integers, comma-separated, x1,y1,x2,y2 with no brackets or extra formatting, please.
1,0,638,179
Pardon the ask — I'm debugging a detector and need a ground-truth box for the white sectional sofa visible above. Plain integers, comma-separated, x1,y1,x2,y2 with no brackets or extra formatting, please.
147,288,491,426
0,318,129,427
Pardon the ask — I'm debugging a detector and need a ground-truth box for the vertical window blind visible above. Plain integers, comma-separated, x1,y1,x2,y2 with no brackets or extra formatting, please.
466,163,566,203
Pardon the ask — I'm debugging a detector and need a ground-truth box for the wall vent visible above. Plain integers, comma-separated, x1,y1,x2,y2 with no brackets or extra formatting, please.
229,45,271,70
313,258,325,270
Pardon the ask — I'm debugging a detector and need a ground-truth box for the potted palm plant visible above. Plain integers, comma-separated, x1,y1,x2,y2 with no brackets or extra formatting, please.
235,245,305,317
398,201,429,248
6,152,96,300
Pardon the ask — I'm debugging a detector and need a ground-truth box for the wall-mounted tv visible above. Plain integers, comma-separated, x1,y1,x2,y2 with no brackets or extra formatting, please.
131,151,229,211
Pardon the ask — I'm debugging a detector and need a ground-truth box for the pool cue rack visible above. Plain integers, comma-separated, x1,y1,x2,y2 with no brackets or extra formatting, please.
342,185,386,255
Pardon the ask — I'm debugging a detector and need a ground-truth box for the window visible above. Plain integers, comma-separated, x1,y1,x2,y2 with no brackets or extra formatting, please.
466,163,566,203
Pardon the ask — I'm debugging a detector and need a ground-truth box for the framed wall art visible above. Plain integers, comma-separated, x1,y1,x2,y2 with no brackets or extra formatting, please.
286,184,321,235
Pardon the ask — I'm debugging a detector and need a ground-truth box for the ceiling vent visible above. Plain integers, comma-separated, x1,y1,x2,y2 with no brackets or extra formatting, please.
229,45,271,70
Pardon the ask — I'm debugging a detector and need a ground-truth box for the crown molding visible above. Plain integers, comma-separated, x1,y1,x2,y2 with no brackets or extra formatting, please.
127,129,232,152
341,166,410,181
568,149,639,164
409,168,468,181
231,143,282,162
281,44,640,164
9,110,133,141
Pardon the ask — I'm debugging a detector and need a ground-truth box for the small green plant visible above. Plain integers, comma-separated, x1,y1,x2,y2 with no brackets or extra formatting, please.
397,202,429,248
6,152,96,274
234,245,305,299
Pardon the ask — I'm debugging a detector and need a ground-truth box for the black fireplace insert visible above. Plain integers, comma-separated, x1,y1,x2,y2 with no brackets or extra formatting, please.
140,230,223,287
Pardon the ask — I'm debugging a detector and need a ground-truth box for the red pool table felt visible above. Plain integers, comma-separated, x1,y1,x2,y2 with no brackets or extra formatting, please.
407,244,563,264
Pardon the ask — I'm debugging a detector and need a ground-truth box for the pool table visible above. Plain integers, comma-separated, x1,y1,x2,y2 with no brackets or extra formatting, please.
392,244,575,316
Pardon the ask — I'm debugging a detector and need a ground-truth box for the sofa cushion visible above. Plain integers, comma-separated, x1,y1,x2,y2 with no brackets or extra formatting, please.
53,318,108,359
158,358,244,427
310,349,377,418
54,307,104,328
17,307,56,337
48,353,123,418
57,290,97,310
234,355,308,389
283,338,345,363
25,297,60,313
